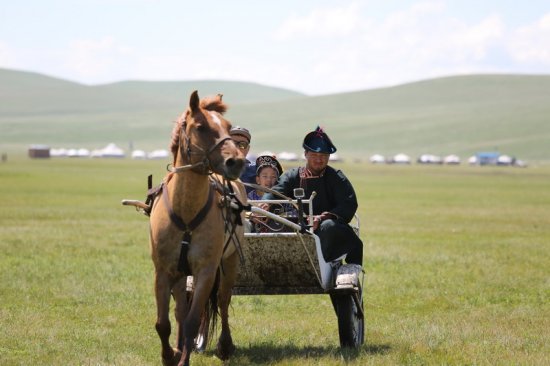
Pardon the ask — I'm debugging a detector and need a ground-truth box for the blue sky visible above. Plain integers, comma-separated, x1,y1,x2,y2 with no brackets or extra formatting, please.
1,0,549,95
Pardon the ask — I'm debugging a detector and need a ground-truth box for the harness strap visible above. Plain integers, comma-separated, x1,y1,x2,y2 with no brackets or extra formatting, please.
178,232,192,274
220,182,249,265
162,182,215,274
162,182,214,232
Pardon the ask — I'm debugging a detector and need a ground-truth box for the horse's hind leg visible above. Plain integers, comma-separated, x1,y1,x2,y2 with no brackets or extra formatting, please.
154,271,181,365
180,268,219,366
216,252,239,360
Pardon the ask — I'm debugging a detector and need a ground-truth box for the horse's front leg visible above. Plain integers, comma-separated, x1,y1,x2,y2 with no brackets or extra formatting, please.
154,270,181,366
216,251,239,360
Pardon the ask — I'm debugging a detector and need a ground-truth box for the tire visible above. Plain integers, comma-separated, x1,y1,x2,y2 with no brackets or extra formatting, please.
334,290,364,348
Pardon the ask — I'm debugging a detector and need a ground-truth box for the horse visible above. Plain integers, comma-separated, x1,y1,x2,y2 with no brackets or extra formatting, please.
148,91,247,366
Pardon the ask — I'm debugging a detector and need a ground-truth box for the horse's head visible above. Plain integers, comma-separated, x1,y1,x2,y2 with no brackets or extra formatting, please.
171,91,245,180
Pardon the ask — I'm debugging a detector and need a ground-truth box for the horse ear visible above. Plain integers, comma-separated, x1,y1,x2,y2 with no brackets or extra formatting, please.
190,90,200,113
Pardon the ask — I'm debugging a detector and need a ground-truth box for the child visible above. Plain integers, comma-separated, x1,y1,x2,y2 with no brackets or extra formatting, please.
247,155,283,200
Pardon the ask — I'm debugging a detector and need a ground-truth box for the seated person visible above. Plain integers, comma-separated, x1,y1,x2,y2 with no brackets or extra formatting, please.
230,126,255,193
247,155,296,232
261,126,363,288
247,155,283,200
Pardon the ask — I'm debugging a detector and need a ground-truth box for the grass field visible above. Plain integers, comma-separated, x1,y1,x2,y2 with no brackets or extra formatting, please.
1,157,548,365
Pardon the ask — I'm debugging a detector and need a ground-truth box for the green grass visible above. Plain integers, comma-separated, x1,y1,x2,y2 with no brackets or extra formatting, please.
1,158,548,365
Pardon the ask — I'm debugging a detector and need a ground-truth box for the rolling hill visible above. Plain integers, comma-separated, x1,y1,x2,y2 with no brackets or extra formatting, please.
1,68,549,161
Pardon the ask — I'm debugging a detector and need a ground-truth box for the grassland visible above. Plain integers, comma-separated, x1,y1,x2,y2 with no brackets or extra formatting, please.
0,157,548,365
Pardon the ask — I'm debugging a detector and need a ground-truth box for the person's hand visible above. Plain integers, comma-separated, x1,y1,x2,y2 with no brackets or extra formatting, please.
311,211,335,230
258,203,270,211
312,215,322,230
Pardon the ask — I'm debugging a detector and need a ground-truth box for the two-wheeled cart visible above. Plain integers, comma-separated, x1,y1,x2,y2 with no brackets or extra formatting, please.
217,188,365,348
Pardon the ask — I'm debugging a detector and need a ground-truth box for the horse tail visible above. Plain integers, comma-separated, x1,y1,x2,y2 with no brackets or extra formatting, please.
206,268,220,343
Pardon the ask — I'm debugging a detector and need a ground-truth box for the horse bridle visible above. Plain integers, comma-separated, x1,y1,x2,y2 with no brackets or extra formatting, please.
169,117,233,175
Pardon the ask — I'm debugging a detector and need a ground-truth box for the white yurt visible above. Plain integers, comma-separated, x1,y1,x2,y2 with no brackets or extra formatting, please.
100,143,125,158
444,155,461,165
131,150,147,159
277,151,298,161
369,154,386,164
148,149,170,159
392,153,411,164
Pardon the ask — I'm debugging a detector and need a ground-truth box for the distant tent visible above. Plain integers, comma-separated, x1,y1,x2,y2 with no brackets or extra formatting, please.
90,149,103,158
258,150,275,157
369,154,386,164
497,155,514,165
68,148,90,158
417,154,442,164
50,148,68,157
468,156,478,165
90,143,124,158
443,155,461,165
329,153,341,162
277,151,298,161
131,150,147,159
147,149,169,159
391,153,411,164
100,143,125,158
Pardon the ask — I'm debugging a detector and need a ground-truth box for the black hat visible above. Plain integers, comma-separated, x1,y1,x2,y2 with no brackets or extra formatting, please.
229,126,251,142
302,126,337,154
255,155,283,176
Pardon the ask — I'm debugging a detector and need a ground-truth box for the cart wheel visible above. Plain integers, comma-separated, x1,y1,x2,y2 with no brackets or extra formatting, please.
334,289,364,348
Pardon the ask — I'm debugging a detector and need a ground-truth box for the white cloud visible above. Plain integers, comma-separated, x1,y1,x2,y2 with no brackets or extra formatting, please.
0,41,17,68
273,2,361,40
449,15,504,60
64,36,135,82
508,12,550,64
268,1,521,93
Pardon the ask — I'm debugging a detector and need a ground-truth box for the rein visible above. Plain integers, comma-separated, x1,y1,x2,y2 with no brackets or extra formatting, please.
242,182,299,209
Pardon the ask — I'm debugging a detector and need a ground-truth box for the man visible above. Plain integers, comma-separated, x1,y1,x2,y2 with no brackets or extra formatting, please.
229,126,256,192
262,126,363,287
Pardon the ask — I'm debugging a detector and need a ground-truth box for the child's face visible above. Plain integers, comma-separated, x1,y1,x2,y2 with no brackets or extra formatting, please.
256,167,278,188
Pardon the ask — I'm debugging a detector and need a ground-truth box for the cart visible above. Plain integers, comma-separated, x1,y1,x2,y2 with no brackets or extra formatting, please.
195,188,365,349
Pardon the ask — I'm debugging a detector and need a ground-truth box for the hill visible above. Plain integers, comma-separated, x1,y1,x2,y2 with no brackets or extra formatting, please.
0,68,305,116
230,74,550,161
1,68,549,161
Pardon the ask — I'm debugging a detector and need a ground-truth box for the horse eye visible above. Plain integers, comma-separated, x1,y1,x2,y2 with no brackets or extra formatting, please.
196,124,208,133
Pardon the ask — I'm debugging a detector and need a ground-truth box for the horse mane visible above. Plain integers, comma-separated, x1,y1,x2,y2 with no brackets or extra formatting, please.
170,94,229,163
200,94,227,114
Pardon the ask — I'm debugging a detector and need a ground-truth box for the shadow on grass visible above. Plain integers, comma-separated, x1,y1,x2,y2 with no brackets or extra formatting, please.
203,342,391,364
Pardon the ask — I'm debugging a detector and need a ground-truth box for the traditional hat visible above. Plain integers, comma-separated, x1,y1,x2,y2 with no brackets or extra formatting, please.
255,155,283,176
302,126,337,154
229,126,251,142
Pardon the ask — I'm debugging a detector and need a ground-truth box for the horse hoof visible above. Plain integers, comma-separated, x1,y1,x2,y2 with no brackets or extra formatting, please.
215,342,236,361
162,348,182,366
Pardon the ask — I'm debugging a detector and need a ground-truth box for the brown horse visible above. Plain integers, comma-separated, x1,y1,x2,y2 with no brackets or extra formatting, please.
148,91,247,366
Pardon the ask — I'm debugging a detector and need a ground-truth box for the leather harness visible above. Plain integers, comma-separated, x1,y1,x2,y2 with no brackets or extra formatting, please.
162,181,215,274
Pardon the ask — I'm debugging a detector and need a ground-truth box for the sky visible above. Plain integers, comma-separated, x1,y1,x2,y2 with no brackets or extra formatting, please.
1,0,550,95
